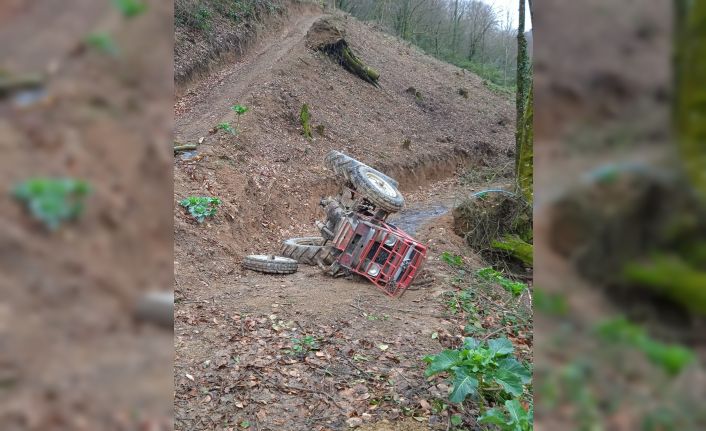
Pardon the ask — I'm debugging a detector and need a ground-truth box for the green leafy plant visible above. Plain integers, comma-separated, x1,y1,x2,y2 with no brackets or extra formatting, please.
424,337,531,403
595,317,695,375
111,0,147,18
192,6,212,30
216,122,236,135
478,399,533,431
533,288,569,316
441,251,463,267
476,267,526,297
13,178,91,230
85,32,119,56
288,335,319,356
179,196,221,223
445,289,476,316
231,104,248,130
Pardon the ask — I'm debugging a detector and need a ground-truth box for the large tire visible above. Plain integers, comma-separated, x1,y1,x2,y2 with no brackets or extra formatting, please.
325,150,399,188
281,237,337,266
242,255,298,274
350,165,405,213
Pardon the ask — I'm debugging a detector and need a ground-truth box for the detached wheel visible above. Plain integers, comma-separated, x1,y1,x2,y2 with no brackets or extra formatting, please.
281,237,337,266
325,150,399,188
350,165,404,213
242,255,298,274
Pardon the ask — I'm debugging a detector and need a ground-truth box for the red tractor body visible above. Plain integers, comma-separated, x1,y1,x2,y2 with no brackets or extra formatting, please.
331,213,427,297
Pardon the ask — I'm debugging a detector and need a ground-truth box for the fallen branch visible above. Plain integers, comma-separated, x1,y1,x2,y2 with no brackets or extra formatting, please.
174,144,198,153
0,72,44,96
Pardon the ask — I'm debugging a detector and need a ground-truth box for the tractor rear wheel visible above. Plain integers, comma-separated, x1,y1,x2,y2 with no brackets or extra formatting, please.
350,165,405,213
325,150,399,188
281,237,337,266
242,255,298,274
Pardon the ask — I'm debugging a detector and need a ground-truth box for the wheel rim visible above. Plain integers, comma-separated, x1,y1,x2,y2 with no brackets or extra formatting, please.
365,171,398,198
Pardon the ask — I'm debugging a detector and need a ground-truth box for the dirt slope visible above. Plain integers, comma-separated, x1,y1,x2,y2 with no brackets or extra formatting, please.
1,1,173,429
174,10,514,264
174,8,520,431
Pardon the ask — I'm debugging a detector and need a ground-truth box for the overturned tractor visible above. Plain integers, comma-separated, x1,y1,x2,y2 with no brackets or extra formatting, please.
244,151,427,297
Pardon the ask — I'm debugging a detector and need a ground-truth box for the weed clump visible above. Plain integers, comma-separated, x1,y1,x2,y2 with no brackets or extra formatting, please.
300,103,312,140
179,196,221,223
13,178,91,230
216,122,235,134
85,33,119,56
111,0,148,18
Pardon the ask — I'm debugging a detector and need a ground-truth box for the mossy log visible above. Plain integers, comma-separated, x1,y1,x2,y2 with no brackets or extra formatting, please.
300,103,312,139
491,234,533,266
174,144,198,153
623,255,706,316
326,40,379,86
306,18,379,86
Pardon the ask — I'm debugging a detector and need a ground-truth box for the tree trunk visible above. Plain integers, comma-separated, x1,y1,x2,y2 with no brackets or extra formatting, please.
516,86,533,203
451,0,460,55
515,0,529,176
675,0,706,198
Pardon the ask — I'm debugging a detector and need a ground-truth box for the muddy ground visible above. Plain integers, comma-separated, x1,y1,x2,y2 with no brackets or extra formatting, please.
0,1,173,429
174,6,527,431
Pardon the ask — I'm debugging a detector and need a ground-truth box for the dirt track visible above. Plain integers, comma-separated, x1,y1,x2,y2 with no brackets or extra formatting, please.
174,8,524,430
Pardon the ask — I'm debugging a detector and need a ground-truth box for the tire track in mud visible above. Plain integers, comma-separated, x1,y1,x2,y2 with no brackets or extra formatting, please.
175,13,324,142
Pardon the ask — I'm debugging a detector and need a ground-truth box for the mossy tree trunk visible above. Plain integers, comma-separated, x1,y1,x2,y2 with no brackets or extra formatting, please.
517,86,533,203
515,0,529,171
514,0,532,204
675,0,706,198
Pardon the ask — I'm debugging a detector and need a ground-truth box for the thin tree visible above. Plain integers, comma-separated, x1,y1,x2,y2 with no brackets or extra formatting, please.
515,0,529,177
